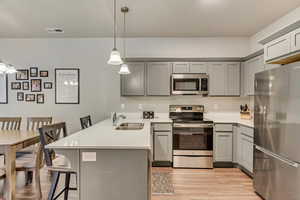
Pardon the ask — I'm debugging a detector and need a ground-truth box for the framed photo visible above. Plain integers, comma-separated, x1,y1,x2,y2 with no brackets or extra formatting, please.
40,71,48,77
22,82,30,90
37,94,44,104
25,94,35,102
17,92,24,101
44,82,53,89
30,67,38,77
55,68,80,104
31,79,42,92
0,74,8,104
11,82,21,90
16,69,29,80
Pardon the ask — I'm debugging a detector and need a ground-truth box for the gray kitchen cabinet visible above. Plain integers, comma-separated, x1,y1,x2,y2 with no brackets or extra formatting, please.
172,62,189,73
291,27,300,52
243,56,264,96
173,62,208,73
226,63,240,96
214,124,233,162
208,63,226,96
146,62,172,96
232,125,238,163
189,62,208,73
241,134,254,173
264,33,291,62
153,123,172,162
215,132,233,162
121,62,145,96
238,125,254,173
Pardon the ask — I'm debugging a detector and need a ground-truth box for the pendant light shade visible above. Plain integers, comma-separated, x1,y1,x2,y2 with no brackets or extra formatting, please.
119,63,130,74
0,61,17,74
107,0,123,65
119,6,131,74
0,62,7,73
107,48,123,65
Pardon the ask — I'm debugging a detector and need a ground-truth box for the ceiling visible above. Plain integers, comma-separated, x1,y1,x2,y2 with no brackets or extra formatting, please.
0,0,300,38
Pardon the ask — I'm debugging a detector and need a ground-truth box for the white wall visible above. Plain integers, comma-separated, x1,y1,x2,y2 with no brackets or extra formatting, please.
249,6,300,53
0,37,250,132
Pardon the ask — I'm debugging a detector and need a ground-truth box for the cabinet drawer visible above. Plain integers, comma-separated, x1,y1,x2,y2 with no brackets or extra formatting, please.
152,123,172,131
173,156,213,168
264,34,291,61
215,124,233,132
240,126,254,138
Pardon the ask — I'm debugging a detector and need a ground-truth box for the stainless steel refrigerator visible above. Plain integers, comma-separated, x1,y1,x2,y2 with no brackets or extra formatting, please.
254,62,300,200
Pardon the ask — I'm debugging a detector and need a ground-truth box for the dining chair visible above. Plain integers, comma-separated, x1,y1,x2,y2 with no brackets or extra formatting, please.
0,142,44,199
0,117,22,130
27,117,53,131
80,115,92,129
39,122,77,200
21,117,53,185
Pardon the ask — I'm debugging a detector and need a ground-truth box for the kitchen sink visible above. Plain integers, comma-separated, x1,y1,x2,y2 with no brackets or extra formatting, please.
115,123,144,130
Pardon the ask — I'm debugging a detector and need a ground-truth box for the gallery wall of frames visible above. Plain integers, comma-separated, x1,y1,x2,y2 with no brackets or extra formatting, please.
1,67,80,104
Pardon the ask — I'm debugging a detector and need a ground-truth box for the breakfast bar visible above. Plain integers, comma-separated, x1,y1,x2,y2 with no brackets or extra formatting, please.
46,119,153,200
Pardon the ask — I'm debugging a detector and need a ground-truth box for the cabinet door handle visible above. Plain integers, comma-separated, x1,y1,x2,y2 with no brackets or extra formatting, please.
218,134,230,137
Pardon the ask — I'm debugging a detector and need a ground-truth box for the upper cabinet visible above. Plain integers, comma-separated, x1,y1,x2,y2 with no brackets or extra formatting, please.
146,62,172,96
121,62,146,96
261,22,300,65
264,34,291,62
291,27,300,52
226,63,240,96
208,62,240,96
173,62,207,73
172,62,190,73
189,62,208,73
243,56,264,96
208,63,226,96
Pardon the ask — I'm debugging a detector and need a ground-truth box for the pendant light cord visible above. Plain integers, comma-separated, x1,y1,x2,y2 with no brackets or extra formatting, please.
123,10,126,59
113,0,117,49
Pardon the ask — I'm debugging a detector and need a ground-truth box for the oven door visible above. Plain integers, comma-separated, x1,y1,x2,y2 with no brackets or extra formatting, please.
173,123,213,151
172,76,200,95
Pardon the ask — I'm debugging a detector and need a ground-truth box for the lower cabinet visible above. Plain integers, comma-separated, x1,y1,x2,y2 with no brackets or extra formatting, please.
215,132,233,162
214,124,233,162
240,134,254,173
237,125,254,173
152,123,172,163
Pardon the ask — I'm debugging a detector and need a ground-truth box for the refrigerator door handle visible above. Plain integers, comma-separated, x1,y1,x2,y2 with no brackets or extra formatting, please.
255,145,299,168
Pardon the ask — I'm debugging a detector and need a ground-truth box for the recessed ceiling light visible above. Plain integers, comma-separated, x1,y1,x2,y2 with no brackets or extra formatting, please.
46,28,64,33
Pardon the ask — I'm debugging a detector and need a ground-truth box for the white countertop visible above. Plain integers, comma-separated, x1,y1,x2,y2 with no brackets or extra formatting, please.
206,112,254,128
46,116,171,150
46,112,253,150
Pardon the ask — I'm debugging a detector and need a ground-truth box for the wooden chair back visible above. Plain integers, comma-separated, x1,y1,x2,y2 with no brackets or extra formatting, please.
27,117,52,131
80,115,92,129
0,117,22,130
38,122,67,167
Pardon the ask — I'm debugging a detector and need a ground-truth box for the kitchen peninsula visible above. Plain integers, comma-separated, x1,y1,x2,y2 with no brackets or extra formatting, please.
46,117,171,200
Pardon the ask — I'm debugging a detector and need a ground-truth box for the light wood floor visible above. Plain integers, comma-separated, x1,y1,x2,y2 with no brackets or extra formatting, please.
0,167,261,200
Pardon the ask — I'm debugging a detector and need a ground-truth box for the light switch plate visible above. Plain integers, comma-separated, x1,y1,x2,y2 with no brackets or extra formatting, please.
82,152,97,162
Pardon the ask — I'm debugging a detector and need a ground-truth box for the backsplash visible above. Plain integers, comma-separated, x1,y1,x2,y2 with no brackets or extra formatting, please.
105,96,250,116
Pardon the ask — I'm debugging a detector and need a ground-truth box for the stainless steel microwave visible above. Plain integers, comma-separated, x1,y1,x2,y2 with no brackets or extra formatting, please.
171,74,209,95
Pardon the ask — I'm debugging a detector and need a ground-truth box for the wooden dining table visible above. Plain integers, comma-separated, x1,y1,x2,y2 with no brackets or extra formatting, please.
0,130,39,200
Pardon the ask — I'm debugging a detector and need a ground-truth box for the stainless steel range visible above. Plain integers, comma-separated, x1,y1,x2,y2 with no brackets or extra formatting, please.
169,105,213,169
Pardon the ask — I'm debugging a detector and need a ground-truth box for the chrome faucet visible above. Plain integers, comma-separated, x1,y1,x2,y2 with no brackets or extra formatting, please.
112,112,126,126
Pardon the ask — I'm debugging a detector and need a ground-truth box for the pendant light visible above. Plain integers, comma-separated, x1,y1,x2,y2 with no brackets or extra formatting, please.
107,0,123,65
0,60,17,74
119,6,130,75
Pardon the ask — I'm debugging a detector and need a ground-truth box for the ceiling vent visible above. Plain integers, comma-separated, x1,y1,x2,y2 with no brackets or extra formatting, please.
46,28,64,33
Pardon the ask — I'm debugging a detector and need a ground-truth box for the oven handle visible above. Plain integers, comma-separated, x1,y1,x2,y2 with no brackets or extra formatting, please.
173,123,213,128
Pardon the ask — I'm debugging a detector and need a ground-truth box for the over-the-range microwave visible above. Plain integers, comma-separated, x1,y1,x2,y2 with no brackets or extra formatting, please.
171,73,209,95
